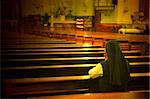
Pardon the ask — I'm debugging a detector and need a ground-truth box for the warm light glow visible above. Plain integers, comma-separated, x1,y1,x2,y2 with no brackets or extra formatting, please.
84,93,92,95
82,43,92,46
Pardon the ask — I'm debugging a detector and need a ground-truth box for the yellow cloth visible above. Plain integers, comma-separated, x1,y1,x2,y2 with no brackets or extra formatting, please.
88,63,103,79
118,28,143,34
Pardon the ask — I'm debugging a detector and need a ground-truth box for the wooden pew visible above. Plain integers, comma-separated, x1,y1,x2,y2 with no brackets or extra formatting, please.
2,72,150,98
3,73,150,84
117,40,130,51
2,53,149,94
129,41,149,54
2,48,105,53
3,50,142,55
67,34,76,42
3,55,150,62
2,36,149,98
2,64,149,97
76,36,84,44
2,44,102,49
2,46,142,54
2,41,76,45
2,62,149,79
92,38,105,47
52,30,149,43
3,62,150,70
2,51,143,60
83,36,93,45
28,91,149,99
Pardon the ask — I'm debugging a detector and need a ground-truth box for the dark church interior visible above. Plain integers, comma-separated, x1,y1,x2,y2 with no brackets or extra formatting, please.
1,0,149,98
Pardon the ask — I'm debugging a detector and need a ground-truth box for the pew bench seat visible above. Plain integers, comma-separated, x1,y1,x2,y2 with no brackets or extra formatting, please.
4,72,150,84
